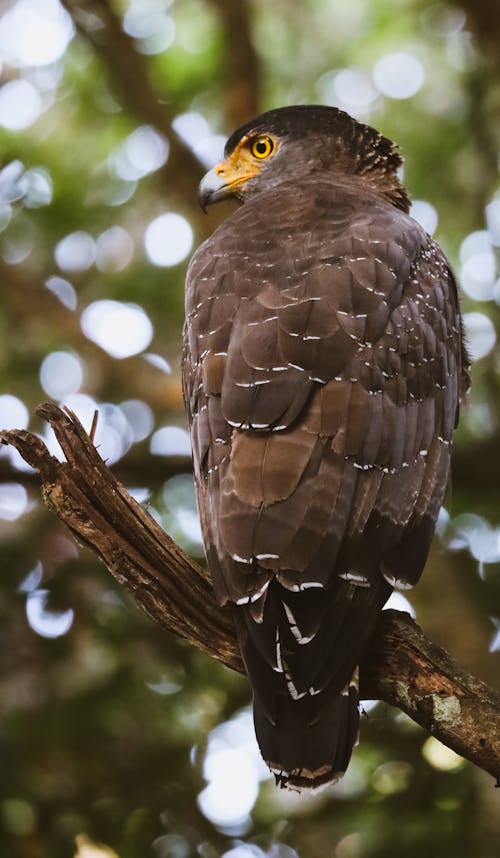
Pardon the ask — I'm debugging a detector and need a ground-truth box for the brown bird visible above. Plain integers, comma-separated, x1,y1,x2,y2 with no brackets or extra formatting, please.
182,105,469,790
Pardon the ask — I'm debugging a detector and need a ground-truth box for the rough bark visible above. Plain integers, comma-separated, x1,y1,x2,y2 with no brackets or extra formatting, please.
1,403,499,784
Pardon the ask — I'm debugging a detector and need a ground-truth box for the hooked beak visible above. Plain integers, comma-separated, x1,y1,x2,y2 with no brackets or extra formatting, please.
197,168,232,211
198,153,260,211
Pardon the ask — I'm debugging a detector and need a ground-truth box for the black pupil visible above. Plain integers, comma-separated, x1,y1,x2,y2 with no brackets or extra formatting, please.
255,139,268,154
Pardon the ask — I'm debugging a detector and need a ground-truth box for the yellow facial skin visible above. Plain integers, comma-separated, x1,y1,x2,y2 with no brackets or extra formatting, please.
213,134,277,191
198,134,278,209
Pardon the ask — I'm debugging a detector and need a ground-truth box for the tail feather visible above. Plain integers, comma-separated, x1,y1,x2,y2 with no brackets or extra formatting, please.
232,578,391,790
253,673,360,791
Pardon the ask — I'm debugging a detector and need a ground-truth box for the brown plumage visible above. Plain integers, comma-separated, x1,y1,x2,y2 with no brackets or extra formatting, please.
182,106,469,790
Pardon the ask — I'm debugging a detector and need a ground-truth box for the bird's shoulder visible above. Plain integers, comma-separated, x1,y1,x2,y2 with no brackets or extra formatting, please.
186,177,428,310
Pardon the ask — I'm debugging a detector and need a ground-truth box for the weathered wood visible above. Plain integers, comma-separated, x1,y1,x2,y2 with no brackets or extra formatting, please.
1,402,499,783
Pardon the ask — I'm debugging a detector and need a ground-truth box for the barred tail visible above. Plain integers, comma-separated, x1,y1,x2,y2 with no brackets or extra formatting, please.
253,671,360,791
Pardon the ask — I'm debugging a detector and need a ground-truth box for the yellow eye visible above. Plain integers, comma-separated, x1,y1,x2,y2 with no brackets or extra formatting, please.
250,135,275,159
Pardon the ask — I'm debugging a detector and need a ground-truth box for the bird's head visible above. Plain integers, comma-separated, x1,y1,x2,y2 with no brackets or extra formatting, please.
198,105,410,213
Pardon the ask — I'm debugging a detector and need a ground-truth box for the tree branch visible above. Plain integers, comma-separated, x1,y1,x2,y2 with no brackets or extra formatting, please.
60,0,209,230
452,0,500,57
207,0,261,127
1,403,499,783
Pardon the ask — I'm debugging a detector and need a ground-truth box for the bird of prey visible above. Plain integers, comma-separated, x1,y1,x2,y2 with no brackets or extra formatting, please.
182,105,469,790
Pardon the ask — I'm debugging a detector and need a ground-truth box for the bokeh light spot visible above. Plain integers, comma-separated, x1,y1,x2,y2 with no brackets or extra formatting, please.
55,231,96,273
197,710,269,832
410,200,438,235
173,112,226,167
372,761,412,795
119,399,154,442
163,474,203,546
489,620,500,654
460,230,496,301
20,167,53,207
373,52,425,99
198,747,258,830
0,80,42,130
459,229,491,263
110,125,169,181
144,212,193,267
1,798,37,837
422,737,465,771
0,394,29,430
384,592,416,618
143,353,171,373
333,68,378,112
486,198,500,246
45,275,77,310
96,225,134,272
26,589,74,639
150,426,191,456
463,311,496,361
461,253,496,301
0,0,74,67
123,1,175,55
0,160,25,203
40,351,84,399
18,561,43,593
81,300,153,359
0,203,11,231
0,482,29,521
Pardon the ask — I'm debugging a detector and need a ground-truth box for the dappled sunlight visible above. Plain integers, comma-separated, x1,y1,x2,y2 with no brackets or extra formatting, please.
144,212,193,267
109,125,169,181
371,760,413,795
19,167,53,208
18,561,43,594
462,311,496,360
0,481,28,521
74,833,119,858
460,230,496,301
25,588,74,638
143,352,172,373
422,737,465,772
384,592,416,619
162,473,203,548
489,620,500,653
0,394,29,430
150,425,191,457
0,79,42,130
445,511,500,568
173,111,226,167
410,200,438,235
198,709,269,831
39,351,85,400
119,399,154,442
0,0,73,68
373,52,425,99
123,0,175,56
95,226,135,273
80,300,153,358
317,68,379,118
45,275,78,310
55,230,96,273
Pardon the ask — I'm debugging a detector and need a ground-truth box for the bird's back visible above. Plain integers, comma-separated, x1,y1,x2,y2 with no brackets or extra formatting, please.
183,176,465,789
